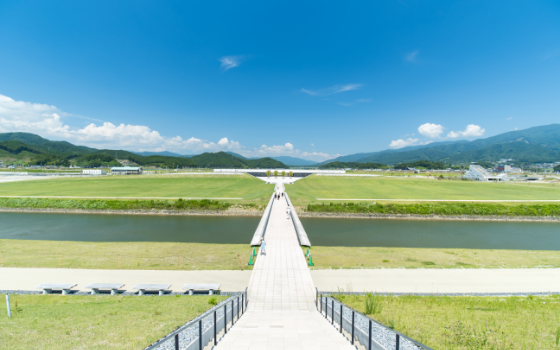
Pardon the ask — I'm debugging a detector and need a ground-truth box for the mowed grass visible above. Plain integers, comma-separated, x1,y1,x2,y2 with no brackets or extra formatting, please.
0,294,225,350
336,293,560,350
0,174,273,202
305,246,560,269
0,240,254,270
289,176,560,203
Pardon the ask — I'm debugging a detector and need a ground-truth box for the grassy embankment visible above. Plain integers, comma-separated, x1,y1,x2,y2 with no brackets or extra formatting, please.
304,246,560,269
0,240,254,270
0,174,274,204
335,293,560,350
289,175,560,204
0,294,225,350
305,202,560,216
1,238,558,270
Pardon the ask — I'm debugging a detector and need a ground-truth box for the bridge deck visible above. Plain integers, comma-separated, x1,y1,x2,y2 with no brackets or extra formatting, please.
215,195,353,349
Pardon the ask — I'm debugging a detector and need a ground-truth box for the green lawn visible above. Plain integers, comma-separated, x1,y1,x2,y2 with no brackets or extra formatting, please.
0,294,225,350
289,176,560,203
0,240,254,270
0,174,273,203
305,246,560,269
336,293,560,350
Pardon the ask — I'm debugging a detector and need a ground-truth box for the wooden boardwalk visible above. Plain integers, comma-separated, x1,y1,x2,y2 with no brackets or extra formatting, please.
215,195,354,349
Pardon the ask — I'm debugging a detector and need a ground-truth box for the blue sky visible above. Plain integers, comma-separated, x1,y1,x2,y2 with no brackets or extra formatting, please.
0,0,559,161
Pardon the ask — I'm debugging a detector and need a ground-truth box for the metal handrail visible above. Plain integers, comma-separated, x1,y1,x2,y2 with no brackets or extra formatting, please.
144,290,247,350
319,295,434,350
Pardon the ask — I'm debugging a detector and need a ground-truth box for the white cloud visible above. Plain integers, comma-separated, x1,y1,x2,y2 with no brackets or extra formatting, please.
405,50,419,62
311,143,314,147
418,123,444,138
506,117,512,120
447,124,485,138
389,138,419,149
219,56,244,71
302,84,362,97
0,94,337,162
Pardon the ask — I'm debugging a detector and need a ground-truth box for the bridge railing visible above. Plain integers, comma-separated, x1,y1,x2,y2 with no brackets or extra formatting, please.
284,192,311,247
317,294,433,350
144,290,247,350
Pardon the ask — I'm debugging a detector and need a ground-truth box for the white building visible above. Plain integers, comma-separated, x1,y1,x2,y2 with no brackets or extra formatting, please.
111,166,142,175
83,169,106,175
464,165,507,181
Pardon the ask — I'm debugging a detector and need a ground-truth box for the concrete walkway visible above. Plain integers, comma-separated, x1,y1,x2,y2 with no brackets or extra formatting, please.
312,268,560,294
0,268,251,292
215,195,354,350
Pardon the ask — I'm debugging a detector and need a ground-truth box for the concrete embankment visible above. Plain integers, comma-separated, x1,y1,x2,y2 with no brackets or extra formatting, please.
1,206,559,222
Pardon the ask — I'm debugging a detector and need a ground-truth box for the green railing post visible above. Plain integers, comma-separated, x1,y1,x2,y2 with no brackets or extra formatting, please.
308,254,314,266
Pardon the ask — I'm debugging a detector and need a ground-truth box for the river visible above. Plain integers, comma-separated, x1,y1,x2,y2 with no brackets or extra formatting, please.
0,212,558,250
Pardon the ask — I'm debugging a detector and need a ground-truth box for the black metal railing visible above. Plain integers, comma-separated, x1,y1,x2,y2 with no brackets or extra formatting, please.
145,288,248,350
317,292,433,350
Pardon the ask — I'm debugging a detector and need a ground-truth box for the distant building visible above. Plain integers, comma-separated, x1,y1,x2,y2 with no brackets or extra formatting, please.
464,165,507,181
83,169,106,175
497,164,512,172
111,166,142,175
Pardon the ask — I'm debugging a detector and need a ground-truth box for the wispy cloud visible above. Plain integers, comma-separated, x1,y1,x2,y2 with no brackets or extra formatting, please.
405,50,419,63
302,84,362,96
219,56,244,71
506,117,513,120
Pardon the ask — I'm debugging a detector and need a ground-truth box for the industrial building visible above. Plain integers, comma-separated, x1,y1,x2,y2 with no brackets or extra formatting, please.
111,166,142,175
464,165,507,181
82,169,106,175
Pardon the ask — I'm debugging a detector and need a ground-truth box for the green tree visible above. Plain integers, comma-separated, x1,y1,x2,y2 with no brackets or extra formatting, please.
288,171,294,177
266,170,271,177
273,170,278,176
281,171,286,177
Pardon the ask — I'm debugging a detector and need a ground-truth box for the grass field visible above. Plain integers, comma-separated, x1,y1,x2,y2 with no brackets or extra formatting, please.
289,176,560,203
305,246,560,269
0,240,254,270
2,239,557,270
0,294,225,350
336,293,560,350
0,174,273,203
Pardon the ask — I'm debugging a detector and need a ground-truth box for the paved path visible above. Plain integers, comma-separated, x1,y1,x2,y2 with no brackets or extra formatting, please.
215,195,354,350
2,267,558,295
312,269,560,294
0,268,251,292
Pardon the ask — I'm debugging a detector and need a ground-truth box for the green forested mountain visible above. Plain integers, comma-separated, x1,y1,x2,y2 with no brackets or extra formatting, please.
319,161,388,169
190,152,287,168
323,124,560,165
0,132,287,168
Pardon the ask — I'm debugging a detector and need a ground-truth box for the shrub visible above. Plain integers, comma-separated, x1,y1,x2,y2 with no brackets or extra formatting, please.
208,297,217,305
365,293,383,315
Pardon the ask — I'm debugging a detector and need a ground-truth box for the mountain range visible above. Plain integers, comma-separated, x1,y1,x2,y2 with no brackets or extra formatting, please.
0,133,287,169
320,124,560,165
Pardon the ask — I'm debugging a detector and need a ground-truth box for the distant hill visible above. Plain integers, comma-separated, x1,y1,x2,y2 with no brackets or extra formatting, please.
0,132,288,168
134,151,194,157
190,152,287,168
225,152,316,166
323,124,560,165
270,156,317,166
0,132,96,155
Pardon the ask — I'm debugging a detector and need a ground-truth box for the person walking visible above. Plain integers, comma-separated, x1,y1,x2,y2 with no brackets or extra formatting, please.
286,207,291,219
260,238,266,256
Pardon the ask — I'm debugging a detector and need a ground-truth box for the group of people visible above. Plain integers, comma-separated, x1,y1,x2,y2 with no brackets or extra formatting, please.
259,191,292,256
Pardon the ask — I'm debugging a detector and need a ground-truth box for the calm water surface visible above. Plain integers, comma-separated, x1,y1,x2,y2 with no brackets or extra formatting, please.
0,212,558,250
